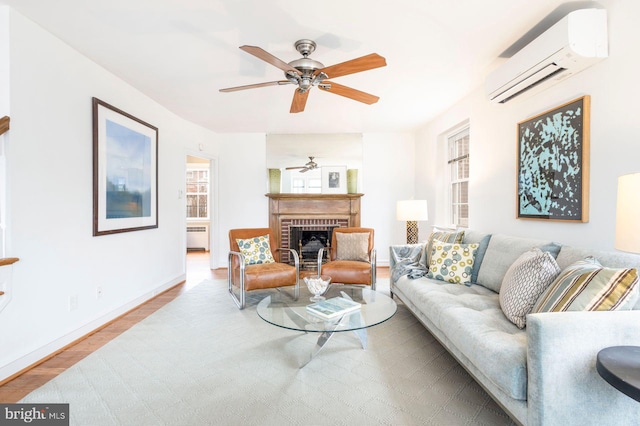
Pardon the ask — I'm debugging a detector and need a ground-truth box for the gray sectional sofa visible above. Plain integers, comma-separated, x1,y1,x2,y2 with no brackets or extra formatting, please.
390,230,640,426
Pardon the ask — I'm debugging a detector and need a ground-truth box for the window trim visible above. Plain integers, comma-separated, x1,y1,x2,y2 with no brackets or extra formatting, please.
446,124,470,228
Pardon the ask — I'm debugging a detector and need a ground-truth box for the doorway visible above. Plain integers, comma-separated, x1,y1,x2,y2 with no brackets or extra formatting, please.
185,154,219,270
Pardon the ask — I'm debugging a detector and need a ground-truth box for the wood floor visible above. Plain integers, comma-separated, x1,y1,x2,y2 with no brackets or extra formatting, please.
0,252,389,403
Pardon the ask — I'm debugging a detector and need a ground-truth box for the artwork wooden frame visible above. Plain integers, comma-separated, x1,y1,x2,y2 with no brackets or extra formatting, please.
93,97,158,236
321,166,347,194
517,95,590,222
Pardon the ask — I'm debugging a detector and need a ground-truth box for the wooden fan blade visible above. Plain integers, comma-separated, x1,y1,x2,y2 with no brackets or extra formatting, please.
285,166,305,170
219,81,291,92
319,81,379,104
290,89,310,113
240,45,300,75
316,53,386,79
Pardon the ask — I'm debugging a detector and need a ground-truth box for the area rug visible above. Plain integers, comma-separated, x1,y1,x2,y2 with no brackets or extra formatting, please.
21,279,514,425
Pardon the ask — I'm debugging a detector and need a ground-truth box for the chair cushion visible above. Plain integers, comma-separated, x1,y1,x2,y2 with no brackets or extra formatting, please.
321,260,371,285
236,235,275,265
336,232,369,261
234,262,297,291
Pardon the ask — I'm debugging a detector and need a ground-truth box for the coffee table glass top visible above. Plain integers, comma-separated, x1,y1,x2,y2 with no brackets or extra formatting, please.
256,285,397,333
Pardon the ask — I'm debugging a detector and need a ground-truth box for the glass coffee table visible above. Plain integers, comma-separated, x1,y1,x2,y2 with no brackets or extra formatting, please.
257,285,397,368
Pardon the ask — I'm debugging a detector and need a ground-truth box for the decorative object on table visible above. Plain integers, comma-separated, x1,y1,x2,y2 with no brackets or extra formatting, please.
347,169,358,193
517,95,590,222
219,39,386,114
306,296,361,320
396,199,428,244
303,275,331,302
321,166,347,194
616,173,640,253
92,97,158,236
268,168,281,193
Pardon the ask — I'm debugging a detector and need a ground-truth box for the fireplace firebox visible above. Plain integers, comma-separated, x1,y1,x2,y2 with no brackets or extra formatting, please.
289,227,338,269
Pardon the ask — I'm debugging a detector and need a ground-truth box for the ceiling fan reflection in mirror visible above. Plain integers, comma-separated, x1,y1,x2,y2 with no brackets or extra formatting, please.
285,156,318,173
220,39,386,113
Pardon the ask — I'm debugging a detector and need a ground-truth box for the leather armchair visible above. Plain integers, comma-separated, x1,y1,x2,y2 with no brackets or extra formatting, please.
317,227,376,289
228,228,299,309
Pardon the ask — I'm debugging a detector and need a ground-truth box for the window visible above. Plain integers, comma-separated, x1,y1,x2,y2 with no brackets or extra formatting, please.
186,168,209,219
448,127,469,227
290,174,321,193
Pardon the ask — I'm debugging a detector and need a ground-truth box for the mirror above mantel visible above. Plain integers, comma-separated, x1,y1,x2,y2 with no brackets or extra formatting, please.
266,133,363,194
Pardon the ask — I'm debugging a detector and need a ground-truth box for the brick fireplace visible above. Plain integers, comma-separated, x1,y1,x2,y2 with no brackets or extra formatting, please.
266,193,363,269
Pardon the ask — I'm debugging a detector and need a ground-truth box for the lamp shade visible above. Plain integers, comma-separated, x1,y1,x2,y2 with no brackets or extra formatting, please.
615,173,640,253
396,200,428,221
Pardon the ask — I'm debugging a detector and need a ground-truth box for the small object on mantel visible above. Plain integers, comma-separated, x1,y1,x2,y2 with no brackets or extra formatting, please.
596,346,640,403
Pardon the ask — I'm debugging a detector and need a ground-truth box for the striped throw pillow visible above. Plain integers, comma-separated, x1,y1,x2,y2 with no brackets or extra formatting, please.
422,228,465,268
532,257,639,313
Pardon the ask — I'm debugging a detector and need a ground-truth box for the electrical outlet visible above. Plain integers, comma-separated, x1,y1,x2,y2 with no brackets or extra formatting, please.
96,286,103,299
69,295,78,311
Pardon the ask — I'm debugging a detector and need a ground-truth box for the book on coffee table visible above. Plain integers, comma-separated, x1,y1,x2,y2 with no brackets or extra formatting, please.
306,297,361,320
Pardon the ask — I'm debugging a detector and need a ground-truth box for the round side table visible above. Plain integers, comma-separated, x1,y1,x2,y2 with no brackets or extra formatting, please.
596,346,640,403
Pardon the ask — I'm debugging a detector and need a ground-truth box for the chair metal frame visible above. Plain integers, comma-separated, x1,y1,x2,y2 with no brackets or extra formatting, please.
228,247,300,309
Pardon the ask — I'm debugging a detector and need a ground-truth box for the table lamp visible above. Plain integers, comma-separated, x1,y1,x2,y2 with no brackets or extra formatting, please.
615,172,640,253
397,200,428,244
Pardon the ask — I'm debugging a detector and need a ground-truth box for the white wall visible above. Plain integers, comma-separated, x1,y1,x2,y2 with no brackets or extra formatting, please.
0,9,222,381
362,133,416,257
417,0,640,251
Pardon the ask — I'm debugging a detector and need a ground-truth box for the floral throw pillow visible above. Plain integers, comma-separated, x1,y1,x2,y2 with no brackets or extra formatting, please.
236,235,276,265
427,239,479,285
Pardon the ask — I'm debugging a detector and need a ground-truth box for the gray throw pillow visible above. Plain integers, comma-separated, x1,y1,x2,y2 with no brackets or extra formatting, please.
499,248,561,329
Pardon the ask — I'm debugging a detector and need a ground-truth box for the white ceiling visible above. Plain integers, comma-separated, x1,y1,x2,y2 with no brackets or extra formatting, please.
1,0,599,134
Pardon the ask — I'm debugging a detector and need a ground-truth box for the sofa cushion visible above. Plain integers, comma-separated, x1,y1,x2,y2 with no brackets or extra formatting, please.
463,230,492,284
499,248,561,328
476,234,560,293
427,239,479,285
236,235,275,265
532,257,639,312
395,275,528,400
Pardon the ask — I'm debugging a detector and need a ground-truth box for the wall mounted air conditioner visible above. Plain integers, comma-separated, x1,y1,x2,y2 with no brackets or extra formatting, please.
486,8,607,104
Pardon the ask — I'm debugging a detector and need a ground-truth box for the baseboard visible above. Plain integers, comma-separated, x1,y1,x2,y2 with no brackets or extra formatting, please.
0,274,186,384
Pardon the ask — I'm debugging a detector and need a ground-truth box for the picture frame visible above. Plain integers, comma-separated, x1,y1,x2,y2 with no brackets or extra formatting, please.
93,97,158,236
321,166,347,194
517,95,590,222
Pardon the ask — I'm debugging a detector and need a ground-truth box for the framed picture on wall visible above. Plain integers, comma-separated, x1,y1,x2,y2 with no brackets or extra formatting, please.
92,97,159,236
321,166,347,194
517,95,590,222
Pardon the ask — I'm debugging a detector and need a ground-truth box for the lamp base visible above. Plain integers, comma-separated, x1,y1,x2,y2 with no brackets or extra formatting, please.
406,221,418,244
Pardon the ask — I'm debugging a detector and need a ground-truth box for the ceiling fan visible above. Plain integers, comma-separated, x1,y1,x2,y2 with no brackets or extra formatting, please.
219,39,387,113
285,156,318,173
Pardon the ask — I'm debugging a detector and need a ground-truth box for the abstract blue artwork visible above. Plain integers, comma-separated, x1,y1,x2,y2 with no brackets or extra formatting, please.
517,96,590,222
93,98,158,236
